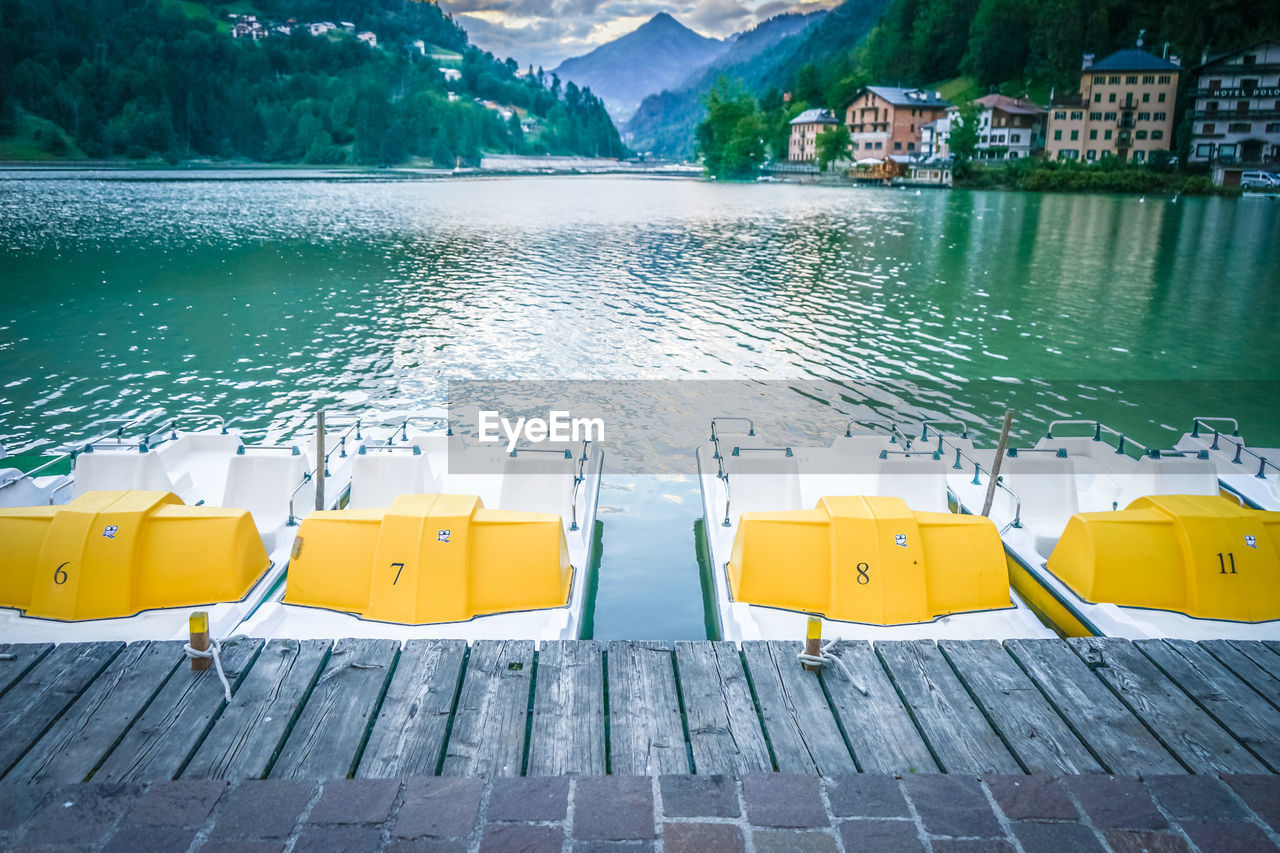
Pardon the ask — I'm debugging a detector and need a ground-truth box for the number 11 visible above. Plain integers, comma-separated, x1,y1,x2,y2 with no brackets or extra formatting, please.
1217,552,1237,574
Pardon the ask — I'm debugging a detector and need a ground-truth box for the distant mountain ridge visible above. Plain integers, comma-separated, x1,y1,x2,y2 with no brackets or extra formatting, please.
551,13,727,120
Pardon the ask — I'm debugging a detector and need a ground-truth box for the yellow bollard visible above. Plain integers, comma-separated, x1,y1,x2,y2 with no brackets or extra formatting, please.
803,616,821,672
189,611,210,671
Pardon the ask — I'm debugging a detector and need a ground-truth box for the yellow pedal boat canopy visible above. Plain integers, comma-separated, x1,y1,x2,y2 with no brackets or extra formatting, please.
1048,494,1280,622
284,493,571,624
728,496,1012,625
0,490,270,621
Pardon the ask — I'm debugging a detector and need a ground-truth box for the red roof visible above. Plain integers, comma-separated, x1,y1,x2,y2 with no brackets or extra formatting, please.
972,94,1045,115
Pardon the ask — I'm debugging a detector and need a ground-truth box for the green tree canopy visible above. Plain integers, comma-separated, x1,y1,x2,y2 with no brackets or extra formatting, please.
695,78,766,179
815,124,852,171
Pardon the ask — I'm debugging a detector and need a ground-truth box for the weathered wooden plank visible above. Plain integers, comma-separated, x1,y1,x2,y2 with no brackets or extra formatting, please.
741,641,855,775
1004,639,1184,775
1137,639,1280,772
877,640,1021,774
1201,640,1280,708
6,641,183,784
821,641,937,774
357,639,466,779
183,639,332,780
270,638,396,780
527,640,605,776
940,640,1101,774
1069,638,1267,775
0,642,123,777
93,638,261,782
674,641,771,775
440,640,534,779
0,643,53,697
607,641,688,775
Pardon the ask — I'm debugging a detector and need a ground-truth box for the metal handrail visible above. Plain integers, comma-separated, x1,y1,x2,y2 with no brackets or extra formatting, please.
1044,419,1148,458
730,445,794,457
935,434,1023,532
1190,416,1240,438
568,441,597,533
510,447,573,459
391,414,452,444
844,418,912,448
920,419,971,441
878,448,942,460
711,417,754,442
286,470,313,526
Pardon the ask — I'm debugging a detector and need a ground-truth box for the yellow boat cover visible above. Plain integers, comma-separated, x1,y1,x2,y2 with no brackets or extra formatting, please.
0,490,269,620
284,493,571,624
1048,494,1280,622
728,496,1012,624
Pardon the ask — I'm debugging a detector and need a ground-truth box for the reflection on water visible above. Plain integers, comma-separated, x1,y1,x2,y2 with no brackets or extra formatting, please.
1,173,1277,638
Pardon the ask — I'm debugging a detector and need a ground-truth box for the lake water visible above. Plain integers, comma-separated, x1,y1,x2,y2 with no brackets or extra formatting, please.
2,170,1278,639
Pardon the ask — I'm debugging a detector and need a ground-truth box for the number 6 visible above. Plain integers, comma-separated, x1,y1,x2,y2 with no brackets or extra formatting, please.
53,562,69,585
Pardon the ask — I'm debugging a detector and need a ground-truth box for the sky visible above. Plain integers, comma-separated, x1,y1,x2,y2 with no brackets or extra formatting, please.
439,0,839,72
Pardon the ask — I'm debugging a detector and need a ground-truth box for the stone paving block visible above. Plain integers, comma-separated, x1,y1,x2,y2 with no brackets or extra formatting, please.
480,824,564,853
101,825,196,853
208,780,313,840
1103,830,1194,853
825,775,910,818
394,777,482,840
903,775,1001,838
0,784,53,832
21,782,142,847
572,842,655,852
752,828,837,853
573,776,656,841
985,775,1077,821
1062,775,1168,831
129,779,226,827
664,823,745,853
309,778,400,825
1145,774,1248,821
486,776,569,822
1012,821,1106,853
198,842,285,853
293,824,383,853
931,841,1016,853
660,774,739,818
1179,819,1280,853
385,840,469,853
742,774,828,828
838,819,926,853
1222,774,1280,830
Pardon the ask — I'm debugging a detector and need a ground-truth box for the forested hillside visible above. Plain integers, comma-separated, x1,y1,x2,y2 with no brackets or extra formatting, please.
0,0,624,165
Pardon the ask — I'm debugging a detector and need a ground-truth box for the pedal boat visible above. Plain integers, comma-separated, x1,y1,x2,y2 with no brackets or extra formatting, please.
1172,417,1280,510
0,415,359,642
239,418,603,643
695,418,1054,643
936,419,1280,640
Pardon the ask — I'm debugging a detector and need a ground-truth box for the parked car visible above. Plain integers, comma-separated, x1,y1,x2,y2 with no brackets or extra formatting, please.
1240,170,1280,189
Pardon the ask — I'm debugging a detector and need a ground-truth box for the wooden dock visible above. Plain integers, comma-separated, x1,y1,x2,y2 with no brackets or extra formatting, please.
1,638,1278,783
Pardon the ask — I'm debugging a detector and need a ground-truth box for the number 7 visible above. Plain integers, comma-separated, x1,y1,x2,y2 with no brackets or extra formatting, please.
392,562,405,585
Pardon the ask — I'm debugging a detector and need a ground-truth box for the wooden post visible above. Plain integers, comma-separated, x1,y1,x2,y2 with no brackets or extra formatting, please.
314,410,326,512
189,611,210,671
803,616,822,671
982,410,1015,517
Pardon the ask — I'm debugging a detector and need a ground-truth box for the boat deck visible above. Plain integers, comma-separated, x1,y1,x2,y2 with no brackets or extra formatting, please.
1,637,1278,784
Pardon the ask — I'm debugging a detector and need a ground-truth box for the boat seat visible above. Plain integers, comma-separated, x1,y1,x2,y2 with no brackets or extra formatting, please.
155,433,243,503
1114,454,1220,509
724,451,803,517
875,454,948,513
349,450,438,509
499,453,575,520
73,450,175,499
1000,453,1080,558
222,449,311,540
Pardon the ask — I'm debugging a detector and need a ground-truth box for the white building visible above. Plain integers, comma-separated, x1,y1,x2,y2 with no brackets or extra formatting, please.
357,31,377,48
787,108,839,162
441,68,462,82
1187,40,1280,179
947,94,1046,160
308,22,336,36
920,117,950,159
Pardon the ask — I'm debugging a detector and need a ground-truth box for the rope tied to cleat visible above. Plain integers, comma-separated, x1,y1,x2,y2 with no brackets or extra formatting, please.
797,637,868,696
183,637,232,701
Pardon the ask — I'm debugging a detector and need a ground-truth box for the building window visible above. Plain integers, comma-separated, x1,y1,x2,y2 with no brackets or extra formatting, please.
1109,75,1121,84
1089,129,1098,139
1054,129,1063,140
1053,110,1066,119
1087,149,1097,160
1138,112,1150,121
1158,92,1166,102
1136,130,1148,139
1094,75,1106,85
1133,150,1145,163
1142,75,1155,84
1242,78,1259,93
1104,129,1113,140
1202,123,1216,134
1109,92,1117,102
1228,122,1251,133
1090,111,1102,120
865,141,874,149
1011,133,1020,143
1094,93,1102,103
1071,111,1083,120
1157,75,1171,84
1104,112,1117,121
1268,123,1280,133
1153,112,1167,121
1208,79,1222,90
1242,55,1256,65
1196,143,1214,157
1070,129,1079,140
980,135,988,143
1142,93,1150,102
875,141,882,149
1125,75,1138,84
1219,143,1237,157
1151,130,1164,140
894,141,902,150
907,142,915,151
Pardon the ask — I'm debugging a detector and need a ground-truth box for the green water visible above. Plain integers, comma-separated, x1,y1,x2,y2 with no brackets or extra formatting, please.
2,170,1278,639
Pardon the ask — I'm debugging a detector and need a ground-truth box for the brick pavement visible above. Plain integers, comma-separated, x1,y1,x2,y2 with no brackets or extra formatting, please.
1,773,1277,852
